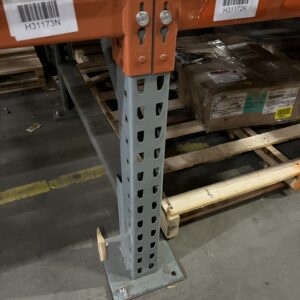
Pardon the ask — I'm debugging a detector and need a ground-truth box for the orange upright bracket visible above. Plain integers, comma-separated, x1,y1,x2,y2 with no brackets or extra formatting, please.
152,0,181,74
112,0,154,77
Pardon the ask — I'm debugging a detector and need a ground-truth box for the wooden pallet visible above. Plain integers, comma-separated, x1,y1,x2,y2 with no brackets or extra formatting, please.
0,47,45,94
75,46,300,239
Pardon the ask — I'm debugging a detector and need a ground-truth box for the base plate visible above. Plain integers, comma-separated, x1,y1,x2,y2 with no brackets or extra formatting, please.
104,237,184,300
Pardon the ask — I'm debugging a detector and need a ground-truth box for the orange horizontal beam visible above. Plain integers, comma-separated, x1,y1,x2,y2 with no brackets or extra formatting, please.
1,0,300,50
179,0,300,31
0,0,123,48
1,0,300,76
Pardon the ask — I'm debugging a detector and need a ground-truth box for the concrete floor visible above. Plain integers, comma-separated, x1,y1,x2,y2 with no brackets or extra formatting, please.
1,88,300,300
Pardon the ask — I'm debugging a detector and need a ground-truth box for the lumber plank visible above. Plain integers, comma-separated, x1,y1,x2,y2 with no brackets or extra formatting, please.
166,120,204,139
243,128,290,163
93,92,204,140
164,124,300,173
167,159,300,216
75,53,105,65
0,57,42,76
168,99,185,111
180,182,285,223
0,82,42,94
77,62,107,74
291,176,300,191
0,48,45,95
232,129,283,166
160,208,180,239
82,72,110,86
232,128,298,190
0,77,37,88
91,87,119,136
96,90,116,102
0,47,35,58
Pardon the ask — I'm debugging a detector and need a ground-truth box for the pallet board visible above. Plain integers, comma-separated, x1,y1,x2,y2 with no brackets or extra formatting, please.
75,44,300,239
0,47,45,94
164,159,300,216
164,124,300,173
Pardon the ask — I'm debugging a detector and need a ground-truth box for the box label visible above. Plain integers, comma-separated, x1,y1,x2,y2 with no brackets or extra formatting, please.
3,0,78,41
207,70,246,84
244,92,267,113
263,88,299,115
212,93,247,119
214,0,259,22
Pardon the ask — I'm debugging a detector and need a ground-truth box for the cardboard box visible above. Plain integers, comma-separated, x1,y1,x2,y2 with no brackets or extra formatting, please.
177,36,300,132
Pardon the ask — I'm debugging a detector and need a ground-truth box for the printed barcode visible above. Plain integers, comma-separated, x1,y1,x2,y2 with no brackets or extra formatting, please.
17,1,60,23
223,0,249,6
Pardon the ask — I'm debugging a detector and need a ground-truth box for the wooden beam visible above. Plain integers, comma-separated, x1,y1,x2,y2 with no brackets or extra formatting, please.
77,61,108,74
164,124,300,173
180,182,285,224
96,90,116,102
166,120,204,140
291,176,300,191
232,127,299,191
168,99,185,111
167,159,300,216
82,72,110,86
160,208,180,239
91,87,119,136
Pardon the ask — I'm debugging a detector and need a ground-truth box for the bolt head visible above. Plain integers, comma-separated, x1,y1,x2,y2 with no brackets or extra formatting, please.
138,56,146,64
160,54,168,62
160,10,173,25
136,11,150,27
115,287,129,298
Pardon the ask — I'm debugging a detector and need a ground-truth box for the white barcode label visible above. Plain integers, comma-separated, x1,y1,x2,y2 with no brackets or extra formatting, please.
263,88,299,115
3,0,78,41
214,0,259,22
212,93,247,118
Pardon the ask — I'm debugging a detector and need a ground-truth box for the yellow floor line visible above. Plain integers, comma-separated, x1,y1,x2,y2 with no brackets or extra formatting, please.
0,165,105,206
0,181,50,206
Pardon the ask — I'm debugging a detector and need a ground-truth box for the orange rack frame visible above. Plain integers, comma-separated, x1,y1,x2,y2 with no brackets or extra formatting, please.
1,0,300,76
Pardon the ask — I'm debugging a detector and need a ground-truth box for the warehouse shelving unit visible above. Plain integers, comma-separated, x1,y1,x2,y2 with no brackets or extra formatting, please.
1,1,300,299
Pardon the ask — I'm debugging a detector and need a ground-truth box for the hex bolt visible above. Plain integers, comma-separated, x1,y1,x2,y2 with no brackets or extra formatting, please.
160,10,173,25
136,11,150,27
115,287,129,299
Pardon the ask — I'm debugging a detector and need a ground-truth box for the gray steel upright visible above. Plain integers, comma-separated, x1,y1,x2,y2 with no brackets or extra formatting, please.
101,55,183,300
55,39,183,299
117,69,170,279
103,66,183,300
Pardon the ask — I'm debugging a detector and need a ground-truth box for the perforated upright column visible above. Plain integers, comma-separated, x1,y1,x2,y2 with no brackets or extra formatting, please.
103,66,183,300
118,71,170,279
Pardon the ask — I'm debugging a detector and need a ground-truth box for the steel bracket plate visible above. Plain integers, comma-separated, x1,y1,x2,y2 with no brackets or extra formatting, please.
104,236,184,300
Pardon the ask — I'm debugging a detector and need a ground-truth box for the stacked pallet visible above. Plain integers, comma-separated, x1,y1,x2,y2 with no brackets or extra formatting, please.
75,43,300,239
0,47,45,94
